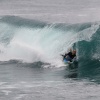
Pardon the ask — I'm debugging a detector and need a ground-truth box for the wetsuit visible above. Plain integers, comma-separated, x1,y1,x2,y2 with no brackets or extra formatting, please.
63,52,76,62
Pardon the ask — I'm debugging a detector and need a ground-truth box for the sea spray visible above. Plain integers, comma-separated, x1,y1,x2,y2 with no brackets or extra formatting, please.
0,16,99,68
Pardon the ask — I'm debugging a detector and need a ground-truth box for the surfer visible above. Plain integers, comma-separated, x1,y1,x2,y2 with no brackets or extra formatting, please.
62,50,76,62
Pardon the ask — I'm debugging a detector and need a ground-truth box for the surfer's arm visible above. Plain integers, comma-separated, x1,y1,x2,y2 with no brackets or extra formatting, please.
72,56,77,62
61,53,68,57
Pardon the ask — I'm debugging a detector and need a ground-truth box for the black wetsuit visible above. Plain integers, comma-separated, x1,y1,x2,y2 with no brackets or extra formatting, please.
63,52,76,62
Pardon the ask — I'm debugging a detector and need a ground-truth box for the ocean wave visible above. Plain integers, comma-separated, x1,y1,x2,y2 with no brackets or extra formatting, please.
0,16,100,71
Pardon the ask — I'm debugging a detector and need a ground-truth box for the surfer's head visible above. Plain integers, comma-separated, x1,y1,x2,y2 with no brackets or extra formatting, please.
72,50,76,55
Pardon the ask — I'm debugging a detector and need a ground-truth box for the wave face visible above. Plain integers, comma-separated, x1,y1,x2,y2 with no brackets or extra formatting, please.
0,16,100,71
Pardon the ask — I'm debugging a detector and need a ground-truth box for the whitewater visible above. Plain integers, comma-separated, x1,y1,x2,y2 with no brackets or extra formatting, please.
0,16,99,67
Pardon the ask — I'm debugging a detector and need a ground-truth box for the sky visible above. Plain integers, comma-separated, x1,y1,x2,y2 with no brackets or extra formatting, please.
0,0,100,23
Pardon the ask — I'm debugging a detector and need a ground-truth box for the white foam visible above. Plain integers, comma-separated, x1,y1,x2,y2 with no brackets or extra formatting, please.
0,22,99,67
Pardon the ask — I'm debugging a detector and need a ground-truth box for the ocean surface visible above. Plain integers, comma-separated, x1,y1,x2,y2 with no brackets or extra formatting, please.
0,0,100,100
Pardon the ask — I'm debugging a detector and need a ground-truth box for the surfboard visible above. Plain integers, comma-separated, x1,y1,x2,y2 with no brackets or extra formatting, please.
61,54,78,65
63,58,73,65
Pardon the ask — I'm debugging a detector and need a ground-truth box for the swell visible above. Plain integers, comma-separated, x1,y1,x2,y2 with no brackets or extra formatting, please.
0,16,47,28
